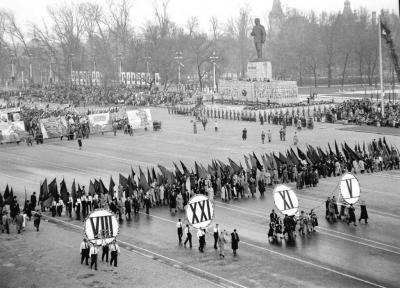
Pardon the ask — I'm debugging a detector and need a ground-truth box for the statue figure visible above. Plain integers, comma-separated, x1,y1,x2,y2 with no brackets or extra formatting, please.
250,18,267,60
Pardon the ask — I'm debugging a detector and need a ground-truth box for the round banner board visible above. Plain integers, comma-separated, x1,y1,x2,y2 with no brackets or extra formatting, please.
186,195,214,229
273,185,299,216
84,209,119,246
340,173,360,204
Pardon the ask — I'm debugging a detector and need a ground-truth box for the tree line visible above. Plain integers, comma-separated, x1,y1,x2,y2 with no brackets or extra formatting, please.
0,0,398,90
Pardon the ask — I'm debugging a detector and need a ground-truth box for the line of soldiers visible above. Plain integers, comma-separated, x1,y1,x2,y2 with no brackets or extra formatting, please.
168,104,333,126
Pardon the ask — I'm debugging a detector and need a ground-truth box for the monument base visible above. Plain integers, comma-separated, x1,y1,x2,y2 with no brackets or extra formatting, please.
246,61,272,81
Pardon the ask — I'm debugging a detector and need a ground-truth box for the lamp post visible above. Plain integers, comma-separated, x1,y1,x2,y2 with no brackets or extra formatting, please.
70,53,74,86
209,51,219,93
143,56,152,87
117,53,122,84
174,51,183,91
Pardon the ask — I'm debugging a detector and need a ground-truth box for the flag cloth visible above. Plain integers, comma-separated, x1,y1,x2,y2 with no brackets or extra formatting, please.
139,167,151,192
60,179,69,204
253,153,263,171
173,162,183,182
109,176,115,198
89,180,96,196
71,179,77,200
152,168,157,183
228,158,242,174
77,184,82,198
335,140,340,158
243,155,251,171
180,161,190,176
94,179,100,195
131,167,136,179
147,168,153,184
119,173,128,188
99,179,108,194
0,191,3,207
249,154,257,170
43,196,53,208
3,184,10,202
48,178,58,201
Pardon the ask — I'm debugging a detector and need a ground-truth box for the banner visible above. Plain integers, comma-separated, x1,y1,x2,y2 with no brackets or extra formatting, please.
88,113,112,133
84,209,119,246
126,109,153,130
40,117,68,139
0,121,27,143
186,195,214,229
273,184,299,216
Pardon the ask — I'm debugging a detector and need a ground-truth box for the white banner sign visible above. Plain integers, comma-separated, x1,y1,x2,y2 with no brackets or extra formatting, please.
273,185,299,216
84,209,119,246
126,109,153,129
340,173,360,204
186,195,214,229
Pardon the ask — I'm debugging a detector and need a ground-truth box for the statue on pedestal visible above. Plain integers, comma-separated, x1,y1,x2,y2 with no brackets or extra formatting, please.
250,18,267,60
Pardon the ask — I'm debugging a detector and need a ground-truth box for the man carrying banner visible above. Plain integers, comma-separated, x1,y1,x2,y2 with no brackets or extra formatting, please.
110,240,120,267
184,224,192,248
80,238,89,266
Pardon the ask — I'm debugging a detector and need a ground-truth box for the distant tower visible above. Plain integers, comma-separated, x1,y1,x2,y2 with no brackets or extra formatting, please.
268,0,284,37
343,0,352,17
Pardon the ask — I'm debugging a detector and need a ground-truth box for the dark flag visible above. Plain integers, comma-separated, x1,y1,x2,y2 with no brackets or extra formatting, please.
147,168,153,184
60,178,69,204
335,140,340,158
152,168,157,183
261,155,270,170
180,161,190,177
158,164,168,176
71,179,77,201
131,167,136,179
43,196,53,208
94,179,100,195
109,176,115,198
328,143,334,157
290,148,300,166
253,153,263,171
278,152,287,164
139,167,151,192
207,164,215,176
119,173,128,188
39,178,48,202
48,178,58,201
0,190,3,207
3,184,10,203
99,179,108,194
173,162,183,181
228,158,242,174
249,154,257,170
363,141,366,155
77,184,82,198
89,180,96,196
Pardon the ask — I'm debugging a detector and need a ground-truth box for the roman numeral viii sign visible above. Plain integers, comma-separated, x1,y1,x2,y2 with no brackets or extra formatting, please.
84,210,119,245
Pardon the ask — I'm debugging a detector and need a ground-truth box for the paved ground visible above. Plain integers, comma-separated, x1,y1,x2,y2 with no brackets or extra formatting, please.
1,107,400,288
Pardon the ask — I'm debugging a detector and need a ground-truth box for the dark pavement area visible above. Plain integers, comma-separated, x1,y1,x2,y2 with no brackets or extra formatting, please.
1,108,400,288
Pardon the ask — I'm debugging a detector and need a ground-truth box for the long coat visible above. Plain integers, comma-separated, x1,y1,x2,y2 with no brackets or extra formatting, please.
360,205,368,220
231,232,240,250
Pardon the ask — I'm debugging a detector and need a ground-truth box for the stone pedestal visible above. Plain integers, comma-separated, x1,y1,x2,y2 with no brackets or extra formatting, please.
246,61,272,81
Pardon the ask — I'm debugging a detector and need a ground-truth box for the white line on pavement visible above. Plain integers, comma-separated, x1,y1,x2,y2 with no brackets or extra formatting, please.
212,202,400,253
135,211,388,288
42,215,247,288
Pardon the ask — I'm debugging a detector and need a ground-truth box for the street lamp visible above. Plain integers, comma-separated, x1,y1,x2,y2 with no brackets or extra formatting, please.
70,53,74,86
143,55,152,87
116,53,122,84
209,51,219,93
174,51,183,91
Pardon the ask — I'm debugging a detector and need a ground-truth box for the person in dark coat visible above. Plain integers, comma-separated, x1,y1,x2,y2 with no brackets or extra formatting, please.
231,229,240,255
359,200,368,224
125,197,132,220
348,204,357,226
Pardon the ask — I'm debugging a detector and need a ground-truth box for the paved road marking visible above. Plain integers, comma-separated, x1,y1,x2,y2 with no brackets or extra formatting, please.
42,215,247,288
213,203,400,254
137,211,388,288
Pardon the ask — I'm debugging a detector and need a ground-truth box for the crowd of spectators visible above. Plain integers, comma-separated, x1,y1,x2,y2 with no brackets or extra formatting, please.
333,99,400,127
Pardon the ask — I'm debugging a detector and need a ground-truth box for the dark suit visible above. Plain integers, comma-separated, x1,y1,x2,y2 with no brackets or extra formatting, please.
231,231,240,255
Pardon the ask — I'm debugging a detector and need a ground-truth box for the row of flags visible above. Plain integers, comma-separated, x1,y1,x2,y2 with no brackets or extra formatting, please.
2,138,398,206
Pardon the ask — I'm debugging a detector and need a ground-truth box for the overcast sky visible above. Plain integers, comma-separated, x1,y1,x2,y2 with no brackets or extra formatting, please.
2,0,399,34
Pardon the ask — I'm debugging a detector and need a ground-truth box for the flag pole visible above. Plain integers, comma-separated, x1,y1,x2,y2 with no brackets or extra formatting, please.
378,15,384,117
